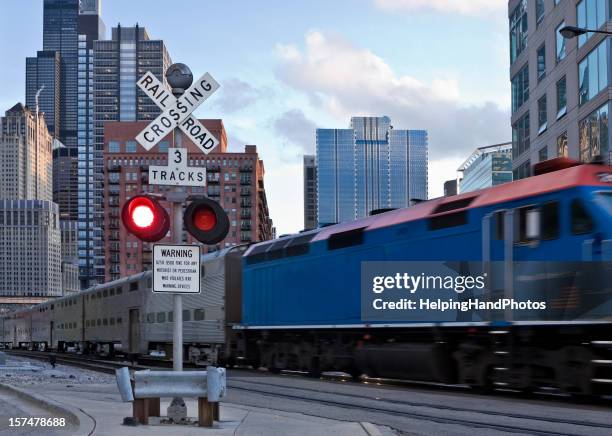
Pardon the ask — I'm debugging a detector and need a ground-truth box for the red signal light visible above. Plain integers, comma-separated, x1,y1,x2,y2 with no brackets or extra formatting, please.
121,195,170,242
193,208,217,232
184,198,229,244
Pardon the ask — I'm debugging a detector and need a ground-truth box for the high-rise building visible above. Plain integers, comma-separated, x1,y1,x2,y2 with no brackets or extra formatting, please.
443,179,458,197
25,51,61,138
41,0,79,148
26,0,105,287
316,116,427,225
0,104,62,311
0,200,62,305
458,142,513,193
303,155,318,230
508,0,611,181
0,104,53,201
75,5,105,289
60,221,79,294
102,121,272,282
83,24,171,287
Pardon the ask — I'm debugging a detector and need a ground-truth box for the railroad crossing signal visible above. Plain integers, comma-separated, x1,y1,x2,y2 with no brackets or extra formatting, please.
135,70,220,154
184,198,230,244
121,195,170,242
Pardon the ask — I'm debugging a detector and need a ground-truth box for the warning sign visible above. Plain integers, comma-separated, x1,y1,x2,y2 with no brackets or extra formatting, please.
152,244,201,294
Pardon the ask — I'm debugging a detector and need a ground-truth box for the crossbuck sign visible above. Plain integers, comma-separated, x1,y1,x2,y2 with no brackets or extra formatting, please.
135,71,220,154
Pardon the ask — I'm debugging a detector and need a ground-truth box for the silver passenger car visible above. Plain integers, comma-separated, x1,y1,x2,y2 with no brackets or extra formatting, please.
0,246,246,365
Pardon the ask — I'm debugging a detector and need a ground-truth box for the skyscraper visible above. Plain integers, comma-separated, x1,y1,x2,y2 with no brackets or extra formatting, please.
508,0,611,180
0,104,53,201
0,104,62,311
85,25,171,286
26,0,105,249
25,51,61,138
303,155,318,229
316,116,428,225
44,0,81,145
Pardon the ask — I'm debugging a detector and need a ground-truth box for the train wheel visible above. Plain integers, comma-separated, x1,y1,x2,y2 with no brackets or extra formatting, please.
307,356,321,378
472,365,495,395
347,366,363,381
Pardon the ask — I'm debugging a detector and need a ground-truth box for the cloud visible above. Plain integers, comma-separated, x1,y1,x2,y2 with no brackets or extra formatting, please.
373,0,506,18
212,78,266,112
275,31,510,162
273,109,318,154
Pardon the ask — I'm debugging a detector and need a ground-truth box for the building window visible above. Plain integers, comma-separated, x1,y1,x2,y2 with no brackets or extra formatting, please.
538,95,547,134
557,131,569,157
556,76,567,119
537,44,546,81
536,0,545,26
108,141,120,153
556,21,566,63
579,103,608,162
577,0,606,47
510,0,528,64
158,141,169,152
512,111,530,159
125,140,137,153
511,63,529,113
513,160,531,181
539,146,548,162
578,40,608,105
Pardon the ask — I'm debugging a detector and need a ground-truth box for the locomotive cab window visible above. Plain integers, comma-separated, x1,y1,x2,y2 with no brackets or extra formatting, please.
571,199,594,234
541,202,559,240
516,206,539,243
494,211,505,240
516,202,559,243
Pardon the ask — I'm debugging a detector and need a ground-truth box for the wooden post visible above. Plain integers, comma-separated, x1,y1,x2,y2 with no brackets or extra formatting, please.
132,398,149,425
198,397,214,427
148,397,160,417
213,402,220,421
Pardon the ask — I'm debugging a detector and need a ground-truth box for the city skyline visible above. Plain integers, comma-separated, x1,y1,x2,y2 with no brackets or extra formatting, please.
0,0,511,235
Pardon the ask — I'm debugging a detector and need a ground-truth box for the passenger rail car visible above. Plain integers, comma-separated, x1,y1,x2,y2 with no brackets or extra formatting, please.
0,246,246,365
237,160,612,395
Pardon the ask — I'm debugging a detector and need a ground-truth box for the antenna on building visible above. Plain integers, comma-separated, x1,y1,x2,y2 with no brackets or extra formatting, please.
35,85,45,119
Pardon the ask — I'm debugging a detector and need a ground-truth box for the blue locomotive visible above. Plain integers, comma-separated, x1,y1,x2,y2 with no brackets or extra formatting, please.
3,158,611,397
236,158,612,395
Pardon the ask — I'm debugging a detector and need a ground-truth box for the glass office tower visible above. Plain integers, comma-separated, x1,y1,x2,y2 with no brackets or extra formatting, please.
25,51,61,138
75,4,105,289
86,25,171,287
316,116,428,226
42,0,79,148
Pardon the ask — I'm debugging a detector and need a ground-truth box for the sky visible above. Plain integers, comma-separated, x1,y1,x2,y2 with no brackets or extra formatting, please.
0,0,511,236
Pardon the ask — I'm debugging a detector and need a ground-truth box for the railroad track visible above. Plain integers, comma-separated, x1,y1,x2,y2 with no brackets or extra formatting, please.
3,349,147,374
228,378,612,436
5,349,611,435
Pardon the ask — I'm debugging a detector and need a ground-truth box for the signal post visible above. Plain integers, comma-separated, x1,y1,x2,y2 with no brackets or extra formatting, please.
121,63,228,420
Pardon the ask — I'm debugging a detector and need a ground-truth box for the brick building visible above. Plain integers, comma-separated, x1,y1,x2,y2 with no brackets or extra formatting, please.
103,120,272,281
